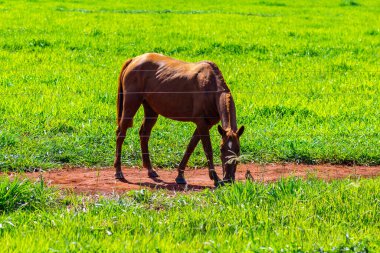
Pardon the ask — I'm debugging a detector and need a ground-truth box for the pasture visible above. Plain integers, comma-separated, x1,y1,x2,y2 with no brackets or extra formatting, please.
1,176,380,251
0,0,379,170
1,0,380,251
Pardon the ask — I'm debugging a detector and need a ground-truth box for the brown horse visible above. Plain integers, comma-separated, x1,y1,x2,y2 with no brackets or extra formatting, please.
114,53,244,186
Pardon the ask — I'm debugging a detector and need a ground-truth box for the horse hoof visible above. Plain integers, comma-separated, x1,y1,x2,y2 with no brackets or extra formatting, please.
175,177,187,185
148,170,159,178
115,172,124,180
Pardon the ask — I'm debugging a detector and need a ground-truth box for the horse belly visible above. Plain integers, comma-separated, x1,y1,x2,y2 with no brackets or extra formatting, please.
141,72,212,122
145,94,195,121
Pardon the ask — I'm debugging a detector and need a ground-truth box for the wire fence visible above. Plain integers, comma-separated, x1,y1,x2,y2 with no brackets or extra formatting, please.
1,132,379,140
1,69,379,83
1,115,380,122
0,91,379,97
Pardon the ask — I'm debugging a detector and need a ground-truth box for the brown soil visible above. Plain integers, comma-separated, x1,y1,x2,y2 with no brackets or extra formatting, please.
7,164,380,194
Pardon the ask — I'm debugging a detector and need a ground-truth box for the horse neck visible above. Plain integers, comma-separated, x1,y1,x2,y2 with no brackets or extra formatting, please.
218,92,238,131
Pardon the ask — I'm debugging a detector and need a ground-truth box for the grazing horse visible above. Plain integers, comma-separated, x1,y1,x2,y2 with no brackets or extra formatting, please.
114,53,244,186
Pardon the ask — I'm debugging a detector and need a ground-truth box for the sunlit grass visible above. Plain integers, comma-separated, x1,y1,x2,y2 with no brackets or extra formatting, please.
0,176,58,213
0,176,379,251
0,0,379,171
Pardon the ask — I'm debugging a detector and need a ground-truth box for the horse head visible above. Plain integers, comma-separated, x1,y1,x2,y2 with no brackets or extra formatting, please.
217,125,244,182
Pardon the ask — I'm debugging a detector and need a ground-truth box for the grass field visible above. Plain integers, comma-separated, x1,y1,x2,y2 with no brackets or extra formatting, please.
1,176,379,252
0,0,379,171
1,1,380,251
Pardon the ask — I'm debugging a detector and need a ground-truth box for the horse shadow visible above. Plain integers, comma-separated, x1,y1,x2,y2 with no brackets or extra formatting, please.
117,177,212,191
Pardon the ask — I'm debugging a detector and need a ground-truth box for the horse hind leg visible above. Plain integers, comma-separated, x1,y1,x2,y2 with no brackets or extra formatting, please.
114,127,125,179
139,102,159,178
114,94,142,180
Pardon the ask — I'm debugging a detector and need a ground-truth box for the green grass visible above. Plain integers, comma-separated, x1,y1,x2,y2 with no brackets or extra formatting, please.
0,176,58,213
0,176,379,251
0,0,379,171
1,2,379,250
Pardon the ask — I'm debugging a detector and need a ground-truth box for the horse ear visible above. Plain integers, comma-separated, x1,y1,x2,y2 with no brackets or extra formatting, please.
237,126,245,137
217,125,226,136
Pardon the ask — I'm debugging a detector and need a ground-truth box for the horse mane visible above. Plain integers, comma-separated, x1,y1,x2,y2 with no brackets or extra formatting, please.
202,61,238,131
203,61,230,92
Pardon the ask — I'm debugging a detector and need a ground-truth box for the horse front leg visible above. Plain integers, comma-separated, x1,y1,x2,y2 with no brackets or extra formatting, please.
175,128,201,184
197,124,221,186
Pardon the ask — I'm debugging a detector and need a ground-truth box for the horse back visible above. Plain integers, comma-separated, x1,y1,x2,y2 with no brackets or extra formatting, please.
123,53,228,91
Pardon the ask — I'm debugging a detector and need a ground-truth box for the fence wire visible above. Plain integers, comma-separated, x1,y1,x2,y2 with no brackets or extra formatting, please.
1,132,379,140
0,91,379,96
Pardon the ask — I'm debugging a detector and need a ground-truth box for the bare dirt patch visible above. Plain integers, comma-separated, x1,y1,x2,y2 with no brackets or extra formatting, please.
8,164,380,194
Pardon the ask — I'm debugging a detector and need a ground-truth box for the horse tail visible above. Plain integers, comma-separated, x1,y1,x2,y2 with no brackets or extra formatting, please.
117,58,133,126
